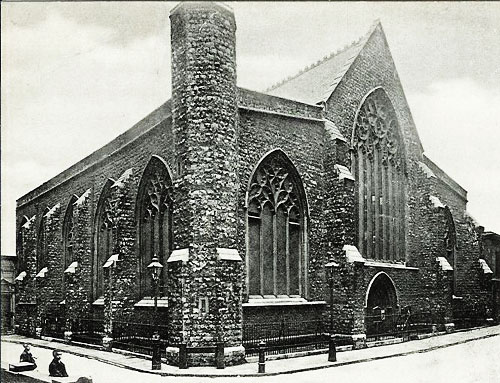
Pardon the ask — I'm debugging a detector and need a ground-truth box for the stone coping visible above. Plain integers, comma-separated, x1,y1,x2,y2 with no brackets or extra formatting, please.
243,298,327,307
166,345,244,354
238,105,324,122
363,261,419,271
91,298,104,306
134,298,169,308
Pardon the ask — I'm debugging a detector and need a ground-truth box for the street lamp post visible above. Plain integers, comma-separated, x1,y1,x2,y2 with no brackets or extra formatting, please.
147,255,163,370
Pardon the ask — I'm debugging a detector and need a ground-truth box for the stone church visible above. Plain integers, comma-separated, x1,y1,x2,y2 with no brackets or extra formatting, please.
15,2,499,366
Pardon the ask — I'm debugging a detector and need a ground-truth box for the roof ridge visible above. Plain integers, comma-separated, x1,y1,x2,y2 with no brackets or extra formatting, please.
265,20,379,93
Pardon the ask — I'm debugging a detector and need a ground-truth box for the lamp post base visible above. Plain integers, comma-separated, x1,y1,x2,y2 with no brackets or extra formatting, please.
152,332,162,370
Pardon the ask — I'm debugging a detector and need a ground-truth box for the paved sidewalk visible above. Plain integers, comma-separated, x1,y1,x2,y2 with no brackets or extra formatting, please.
2,325,500,378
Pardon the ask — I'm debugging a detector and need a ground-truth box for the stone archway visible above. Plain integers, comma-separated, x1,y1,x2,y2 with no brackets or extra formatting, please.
365,272,399,335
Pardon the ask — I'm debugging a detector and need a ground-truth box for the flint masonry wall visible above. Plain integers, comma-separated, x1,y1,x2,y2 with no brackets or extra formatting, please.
168,2,244,366
423,157,491,320
412,168,454,320
237,106,329,325
321,20,489,328
322,23,433,326
482,234,500,322
15,2,494,364
16,217,37,335
37,204,64,331
16,110,176,334
237,108,327,298
65,190,92,328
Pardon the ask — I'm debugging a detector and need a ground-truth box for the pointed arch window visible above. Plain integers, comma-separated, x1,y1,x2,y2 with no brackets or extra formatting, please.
37,209,49,272
17,217,28,273
246,151,307,298
352,88,406,261
63,196,78,272
137,156,173,298
444,207,457,292
94,180,115,299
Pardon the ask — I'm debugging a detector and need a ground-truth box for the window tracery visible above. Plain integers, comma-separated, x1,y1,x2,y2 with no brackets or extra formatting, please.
444,207,456,258
444,207,457,292
63,196,78,272
37,210,49,272
352,88,406,261
94,181,116,299
137,157,173,297
247,151,306,298
17,217,28,273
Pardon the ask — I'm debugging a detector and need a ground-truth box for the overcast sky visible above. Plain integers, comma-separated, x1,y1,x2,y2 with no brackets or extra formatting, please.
2,2,500,255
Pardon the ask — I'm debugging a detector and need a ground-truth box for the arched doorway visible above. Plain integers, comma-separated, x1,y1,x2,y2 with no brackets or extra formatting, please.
365,272,398,335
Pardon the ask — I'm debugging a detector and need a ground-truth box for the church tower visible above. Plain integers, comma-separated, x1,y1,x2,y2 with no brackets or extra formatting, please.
168,2,243,366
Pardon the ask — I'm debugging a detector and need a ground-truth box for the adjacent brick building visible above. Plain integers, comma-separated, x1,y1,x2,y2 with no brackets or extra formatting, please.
15,2,497,366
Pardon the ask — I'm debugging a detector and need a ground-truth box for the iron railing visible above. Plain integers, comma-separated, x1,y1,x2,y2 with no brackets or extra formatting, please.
17,321,36,337
243,319,330,357
42,315,66,339
71,318,105,345
112,320,168,358
365,311,440,342
452,309,488,330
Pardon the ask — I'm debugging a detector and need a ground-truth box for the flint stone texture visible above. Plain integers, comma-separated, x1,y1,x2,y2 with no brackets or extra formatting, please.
14,2,496,366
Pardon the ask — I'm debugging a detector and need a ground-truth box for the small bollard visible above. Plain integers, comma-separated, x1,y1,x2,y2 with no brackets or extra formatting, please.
179,343,188,369
328,334,337,362
64,331,73,342
102,336,113,351
215,341,225,369
258,341,266,373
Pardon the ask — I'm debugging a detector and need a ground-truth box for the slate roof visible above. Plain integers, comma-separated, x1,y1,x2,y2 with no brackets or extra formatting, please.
17,101,172,206
266,21,380,105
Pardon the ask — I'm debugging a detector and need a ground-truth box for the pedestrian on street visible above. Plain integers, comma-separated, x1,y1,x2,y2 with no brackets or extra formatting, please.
19,343,37,370
49,349,68,377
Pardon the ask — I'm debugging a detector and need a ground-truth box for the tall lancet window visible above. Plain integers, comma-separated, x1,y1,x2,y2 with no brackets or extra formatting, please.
17,216,28,273
444,207,457,292
352,88,406,261
63,196,78,272
137,156,173,298
94,180,115,299
37,209,49,272
247,150,307,298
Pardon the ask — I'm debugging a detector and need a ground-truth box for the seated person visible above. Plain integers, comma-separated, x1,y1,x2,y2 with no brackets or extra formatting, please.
19,343,37,370
49,350,68,377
